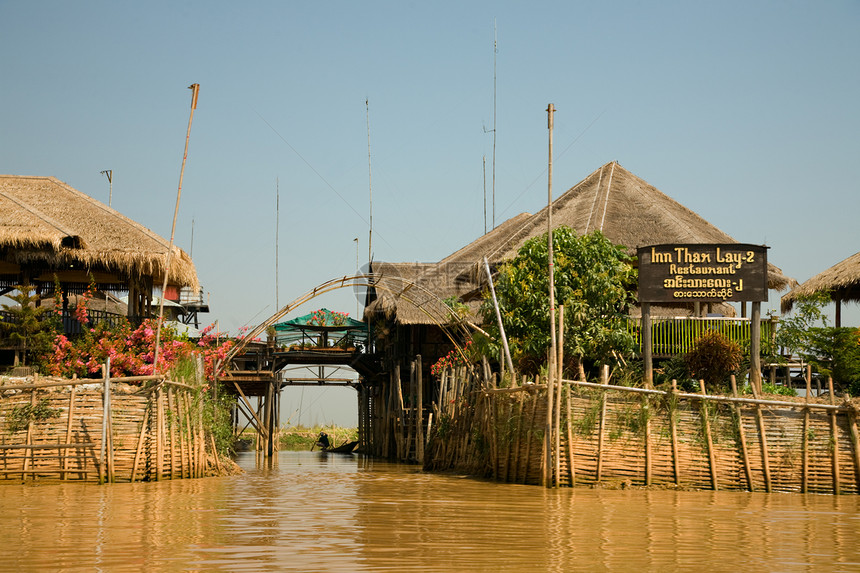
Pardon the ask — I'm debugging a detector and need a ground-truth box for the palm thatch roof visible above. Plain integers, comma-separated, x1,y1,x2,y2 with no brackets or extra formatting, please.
0,175,198,291
367,161,795,326
780,250,860,313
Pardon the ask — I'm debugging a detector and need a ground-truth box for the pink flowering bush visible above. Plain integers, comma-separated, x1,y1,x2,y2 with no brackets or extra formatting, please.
48,318,233,381
430,339,474,378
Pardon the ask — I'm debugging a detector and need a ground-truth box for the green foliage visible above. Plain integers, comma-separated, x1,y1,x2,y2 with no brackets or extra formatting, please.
775,292,830,357
684,330,743,392
805,327,860,396
0,286,59,369
442,295,471,325
480,226,637,376
655,354,699,392
6,398,62,433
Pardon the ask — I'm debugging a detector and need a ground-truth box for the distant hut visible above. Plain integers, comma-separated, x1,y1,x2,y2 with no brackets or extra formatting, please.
780,250,860,327
0,175,199,320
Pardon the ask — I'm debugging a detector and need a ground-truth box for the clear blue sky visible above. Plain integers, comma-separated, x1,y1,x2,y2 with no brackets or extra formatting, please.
3,1,859,425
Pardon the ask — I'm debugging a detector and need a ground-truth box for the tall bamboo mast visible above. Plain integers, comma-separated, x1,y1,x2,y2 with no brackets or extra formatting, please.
545,103,557,487
153,83,199,374
366,99,373,263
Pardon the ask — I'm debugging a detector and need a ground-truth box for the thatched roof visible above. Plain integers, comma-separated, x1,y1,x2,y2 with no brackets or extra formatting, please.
368,161,795,326
781,250,860,313
469,161,793,291
0,175,198,290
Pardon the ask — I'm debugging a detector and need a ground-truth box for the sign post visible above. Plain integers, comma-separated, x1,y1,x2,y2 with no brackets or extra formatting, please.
637,244,769,393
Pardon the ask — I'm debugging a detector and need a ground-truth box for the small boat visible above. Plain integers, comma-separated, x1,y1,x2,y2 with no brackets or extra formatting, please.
322,440,358,454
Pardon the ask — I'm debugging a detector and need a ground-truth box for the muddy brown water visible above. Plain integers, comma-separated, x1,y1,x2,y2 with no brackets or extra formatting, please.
1,451,859,572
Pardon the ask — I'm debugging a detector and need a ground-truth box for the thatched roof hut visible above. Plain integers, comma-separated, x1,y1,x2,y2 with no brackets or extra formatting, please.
780,250,860,326
466,161,793,291
0,175,198,307
366,161,794,327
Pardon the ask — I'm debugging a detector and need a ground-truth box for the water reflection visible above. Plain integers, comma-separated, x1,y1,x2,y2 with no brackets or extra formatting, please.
1,452,860,571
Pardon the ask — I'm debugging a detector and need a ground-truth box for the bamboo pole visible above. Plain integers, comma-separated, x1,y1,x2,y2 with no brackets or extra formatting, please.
846,400,860,490
828,377,841,494
511,396,524,484
156,387,164,481
670,380,681,486
596,393,607,483
545,103,556,489
130,403,151,483
566,384,575,487
553,306,564,486
23,389,36,479
699,381,718,490
417,355,424,462
643,394,652,486
167,388,177,479
755,403,772,493
61,385,76,480
730,375,754,491
521,392,538,484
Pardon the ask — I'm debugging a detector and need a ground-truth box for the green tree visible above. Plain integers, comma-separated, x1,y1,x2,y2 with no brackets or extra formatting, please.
775,292,830,358
480,226,637,377
0,286,58,368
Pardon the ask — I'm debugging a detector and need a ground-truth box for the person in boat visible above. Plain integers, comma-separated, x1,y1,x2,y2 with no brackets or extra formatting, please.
316,431,330,450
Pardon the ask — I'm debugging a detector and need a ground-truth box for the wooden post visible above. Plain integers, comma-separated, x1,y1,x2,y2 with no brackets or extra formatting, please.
731,375,754,491
699,381,718,490
749,301,763,396
511,396,524,484
167,388,177,479
555,305,564,487
643,394,652,486
566,383,576,487
670,380,681,486
416,355,424,463
545,103,557,489
130,403,150,483
828,377,841,494
62,385,77,480
596,393,607,483
642,302,653,388
755,403,772,493
846,400,860,491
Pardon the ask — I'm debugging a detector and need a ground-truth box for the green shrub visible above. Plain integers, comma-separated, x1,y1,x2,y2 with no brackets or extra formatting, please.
684,330,743,392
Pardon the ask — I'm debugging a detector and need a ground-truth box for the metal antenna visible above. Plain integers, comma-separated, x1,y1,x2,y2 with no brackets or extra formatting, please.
100,169,112,206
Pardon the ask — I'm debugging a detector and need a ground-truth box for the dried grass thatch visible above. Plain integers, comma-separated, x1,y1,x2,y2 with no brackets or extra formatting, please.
0,175,198,290
781,250,860,313
368,161,794,326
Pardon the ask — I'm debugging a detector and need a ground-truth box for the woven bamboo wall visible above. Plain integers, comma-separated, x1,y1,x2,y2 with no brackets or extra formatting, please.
0,378,232,483
425,375,860,495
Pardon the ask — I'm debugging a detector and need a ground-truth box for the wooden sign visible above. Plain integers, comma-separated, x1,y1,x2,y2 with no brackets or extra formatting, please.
637,243,768,303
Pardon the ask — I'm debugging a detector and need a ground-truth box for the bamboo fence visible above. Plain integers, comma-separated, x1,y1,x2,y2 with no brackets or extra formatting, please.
424,368,860,495
0,375,233,483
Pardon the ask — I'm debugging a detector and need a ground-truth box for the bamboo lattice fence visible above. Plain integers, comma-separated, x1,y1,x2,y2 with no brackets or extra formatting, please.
425,368,860,495
0,375,234,483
